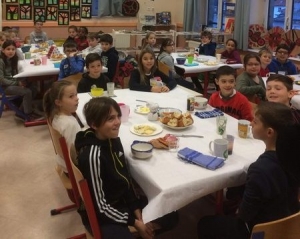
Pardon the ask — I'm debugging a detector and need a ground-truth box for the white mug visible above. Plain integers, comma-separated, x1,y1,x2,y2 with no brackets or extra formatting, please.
209,139,228,159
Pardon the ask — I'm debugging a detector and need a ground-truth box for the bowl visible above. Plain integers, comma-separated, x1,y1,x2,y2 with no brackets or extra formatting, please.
53,62,61,68
176,57,186,65
21,45,31,53
158,107,182,117
131,141,153,159
194,96,208,110
197,58,209,63
90,88,104,97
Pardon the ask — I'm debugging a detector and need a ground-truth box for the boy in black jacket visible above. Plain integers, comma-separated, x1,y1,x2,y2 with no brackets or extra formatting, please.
100,34,119,82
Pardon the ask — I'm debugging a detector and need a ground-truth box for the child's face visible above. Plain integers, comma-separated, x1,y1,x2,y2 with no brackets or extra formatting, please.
275,48,289,63
55,85,79,115
141,53,155,72
35,22,43,32
225,40,236,52
201,36,211,44
245,57,260,76
215,74,235,97
78,28,87,38
260,53,272,66
68,28,77,38
100,42,112,52
163,42,174,54
64,47,77,57
92,107,121,140
147,34,156,46
10,32,17,41
251,115,268,140
2,44,16,59
88,38,98,47
266,80,293,106
0,36,7,46
87,60,102,78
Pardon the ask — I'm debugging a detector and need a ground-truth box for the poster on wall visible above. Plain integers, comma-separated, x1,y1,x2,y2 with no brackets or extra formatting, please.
70,7,81,20
70,0,80,7
20,0,32,4
81,5,92,18
5,0,18,3
33,0,45,7
59,0,69,10
58,11,69,25
6,5,19,20
20,5,32,20
47,0,58,4
46,6,58,20
34,7,46,21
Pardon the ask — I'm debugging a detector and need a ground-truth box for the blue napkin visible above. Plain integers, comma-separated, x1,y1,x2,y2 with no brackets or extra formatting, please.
177,147,225,170
194,108,224,119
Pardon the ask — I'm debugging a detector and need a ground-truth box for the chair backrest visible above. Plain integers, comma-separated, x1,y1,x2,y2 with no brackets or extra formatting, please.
62,73,83,87
158,61,171,77
112,60,120,84
47,120,63,157
251,212,300,239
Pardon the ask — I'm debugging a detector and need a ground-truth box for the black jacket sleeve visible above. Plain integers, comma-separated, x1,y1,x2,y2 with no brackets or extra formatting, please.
155,69,177,90
129,69,152,92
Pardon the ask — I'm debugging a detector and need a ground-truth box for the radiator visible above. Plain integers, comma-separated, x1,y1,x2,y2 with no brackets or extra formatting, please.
114,34,131,48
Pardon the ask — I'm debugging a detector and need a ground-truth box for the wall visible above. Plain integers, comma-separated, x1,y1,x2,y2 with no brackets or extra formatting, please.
249,0,265,25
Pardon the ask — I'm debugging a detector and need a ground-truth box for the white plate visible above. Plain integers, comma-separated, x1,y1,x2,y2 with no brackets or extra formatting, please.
130,123,163,136
161,123,193,130
134,106,150,115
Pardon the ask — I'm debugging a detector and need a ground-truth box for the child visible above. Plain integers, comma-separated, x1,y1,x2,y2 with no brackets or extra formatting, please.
129,48,177,92
75,97,177,238
64,25,78,44
258,48,272,77
100,34,119,81
157,38,195,90
268,44,297,75
8,30,21,48
43,80,81,172
236,53,266,103
77,53,109,93
0,40,42,121
75,26,88,51
82,32,102,56
29,20,48,44
209,66,253,121
142,31,156,50
221,39,241,64
197,102,299,239
0,32,7,47
58,41,85,80
198,31,216,56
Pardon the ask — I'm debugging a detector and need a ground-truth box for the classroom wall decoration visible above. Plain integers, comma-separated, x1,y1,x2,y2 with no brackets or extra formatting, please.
20,5,32,20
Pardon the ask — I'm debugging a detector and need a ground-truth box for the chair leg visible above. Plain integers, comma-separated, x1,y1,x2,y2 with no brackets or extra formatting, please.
50,203,77,216
66,233,87,239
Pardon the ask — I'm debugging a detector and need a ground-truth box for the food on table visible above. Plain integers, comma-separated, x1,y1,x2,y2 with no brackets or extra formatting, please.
50,53,65,60
160,112,193,127
134,124,157,135
135,106,150,114
204,61,218,66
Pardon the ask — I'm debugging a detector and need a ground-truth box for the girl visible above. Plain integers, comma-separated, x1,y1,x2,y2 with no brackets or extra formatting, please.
258,48,272,77
0,32,7,47
129,48,177,92
0,40,42,122
142,31,156,50
221,38,241,64
157,38,195,90
75,26,89,51
236,53,266,103
43,80,82,172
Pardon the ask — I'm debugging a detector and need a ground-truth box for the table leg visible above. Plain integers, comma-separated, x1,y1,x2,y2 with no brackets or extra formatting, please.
215,189,224,215
203,71,209,98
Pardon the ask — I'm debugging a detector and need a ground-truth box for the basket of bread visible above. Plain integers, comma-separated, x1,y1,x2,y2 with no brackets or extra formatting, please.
159,111,194,129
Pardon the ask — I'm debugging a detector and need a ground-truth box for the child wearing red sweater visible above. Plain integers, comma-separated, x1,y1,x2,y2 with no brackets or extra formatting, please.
209,66,253,121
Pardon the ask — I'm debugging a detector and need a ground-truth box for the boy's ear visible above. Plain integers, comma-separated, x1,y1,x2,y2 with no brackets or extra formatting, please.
215,78,219,85
289,90,295,98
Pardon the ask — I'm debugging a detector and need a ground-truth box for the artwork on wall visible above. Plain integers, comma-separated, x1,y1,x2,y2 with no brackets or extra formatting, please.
70,0,80,7
46,6,58,20
81,5,91,18
47,0,58,4
59,0,69,10
6,5,19,20
70,7,81,21
81,0,91,4
20,0,32,4
34,7,46,22
5,0,18,3
20,5,32,20
58,11,69,25
33,0,45,7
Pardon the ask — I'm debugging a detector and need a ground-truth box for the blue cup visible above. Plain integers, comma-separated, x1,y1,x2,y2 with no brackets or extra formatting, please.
53,62,60,68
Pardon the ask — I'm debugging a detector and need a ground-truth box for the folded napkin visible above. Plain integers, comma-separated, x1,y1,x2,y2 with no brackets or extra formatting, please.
194,108,224,119
177,147,225,170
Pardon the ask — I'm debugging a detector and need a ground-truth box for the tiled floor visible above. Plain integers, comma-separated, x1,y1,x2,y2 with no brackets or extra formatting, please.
0,110,215,239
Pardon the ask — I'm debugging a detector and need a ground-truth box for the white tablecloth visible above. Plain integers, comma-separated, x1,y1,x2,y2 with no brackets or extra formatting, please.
76,87,265,222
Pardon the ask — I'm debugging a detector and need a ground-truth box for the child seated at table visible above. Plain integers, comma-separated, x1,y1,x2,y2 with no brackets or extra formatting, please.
198,31,216,56
265,74,300,123
58,41,85,80
75,26,89,51
77,53,109,93
209,66,253,121
268,44,297,75
258,48,272,77
142,31,156,50
197,101,299,239
129,48,177,92
0,31,7,47
29,20,48,44
236,53,266,103
82,32,102,56
100,34,119,82
64,25,78,44
221,39,241,64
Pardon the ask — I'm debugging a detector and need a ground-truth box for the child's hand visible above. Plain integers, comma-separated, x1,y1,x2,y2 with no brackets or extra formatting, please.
69,51,78,57
134,220,154,239
160,86,170,92
151,86,162,93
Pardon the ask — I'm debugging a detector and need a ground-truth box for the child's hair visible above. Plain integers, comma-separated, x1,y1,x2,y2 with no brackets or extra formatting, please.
43,81,74,121
87,32,99,40
276,44,290,53
0,40,18,74
255,101,293,132
34,20,43,25
243,53,261,68
158,38,174,55
138,48,157,85
258,48,272,57
68,25,78,32
100,34,113,44
142,32,155,48
266,74,293,91
201,31,213,39
2,27,12,32
78,26,88,36
63,41,77,50
84,97,121,128
225,38,238,48
215,66,236,79
85,53,102,68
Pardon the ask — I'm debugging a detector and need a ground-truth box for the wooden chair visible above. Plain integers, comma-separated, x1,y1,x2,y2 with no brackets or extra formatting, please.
62,73,83,87
158,61,171,77
251,212,300,239
24,36,30,44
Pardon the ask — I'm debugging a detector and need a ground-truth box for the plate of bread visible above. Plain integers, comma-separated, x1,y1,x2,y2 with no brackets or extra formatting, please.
50,54,65,61
159,111,194,130
130,123,163,136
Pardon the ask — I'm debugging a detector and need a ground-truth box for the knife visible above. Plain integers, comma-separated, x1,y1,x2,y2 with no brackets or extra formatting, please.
173,134,203,138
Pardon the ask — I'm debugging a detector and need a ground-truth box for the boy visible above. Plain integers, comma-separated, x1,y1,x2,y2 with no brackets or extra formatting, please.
58,41,85,80
209,66,253,121
29,20,48,44
82,32,102,56
198,31,216,56
198,102,298,239
268,44,297,75
100,34,119,82
64,25,78,44
77,53,109,93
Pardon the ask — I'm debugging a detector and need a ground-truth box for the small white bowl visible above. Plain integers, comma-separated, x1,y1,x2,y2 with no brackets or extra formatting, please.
131,141,153,159
194,96,208,110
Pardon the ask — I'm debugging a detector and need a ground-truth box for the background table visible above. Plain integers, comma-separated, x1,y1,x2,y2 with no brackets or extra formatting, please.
76,87,265,223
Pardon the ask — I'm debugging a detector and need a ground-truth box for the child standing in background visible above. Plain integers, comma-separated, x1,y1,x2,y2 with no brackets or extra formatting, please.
221,39,241,64
29,20,48,44
0,32,7,47
198,31,216,56
142,31,156,50
75,26,89,51
64,25,78,44
258,48,272,77
82,32,102,56
59,41,85,80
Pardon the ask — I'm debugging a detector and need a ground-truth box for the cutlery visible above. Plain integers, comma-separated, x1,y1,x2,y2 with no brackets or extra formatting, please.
136,99,147,103
173,134,203,138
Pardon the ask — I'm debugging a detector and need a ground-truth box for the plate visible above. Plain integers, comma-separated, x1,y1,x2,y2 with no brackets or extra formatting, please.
130,123,163,136
162,123,193,130
203,62,219,66
134,106,150,115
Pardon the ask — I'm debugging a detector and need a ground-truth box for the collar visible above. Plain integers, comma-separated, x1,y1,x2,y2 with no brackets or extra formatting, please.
219,89,236,100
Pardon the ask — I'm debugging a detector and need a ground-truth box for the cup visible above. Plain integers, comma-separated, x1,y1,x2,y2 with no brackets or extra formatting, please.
216,53,221,63
119,104,130,122
238,120,251,138
194,96,208,110
167,135,180,152
107,82,115,97
150,78,163,87
41,55,47,65
34,58,41,66
209,139,228,159
90,88,104,97
225,134,235,155
25,52,31,59
216,115,227,135
187,54,194,64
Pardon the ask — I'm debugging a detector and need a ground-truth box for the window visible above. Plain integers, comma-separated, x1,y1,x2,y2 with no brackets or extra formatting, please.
267,0,300,30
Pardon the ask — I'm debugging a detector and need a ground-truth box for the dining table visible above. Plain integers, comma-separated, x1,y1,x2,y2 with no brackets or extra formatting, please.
76,86,265,223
